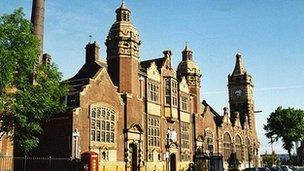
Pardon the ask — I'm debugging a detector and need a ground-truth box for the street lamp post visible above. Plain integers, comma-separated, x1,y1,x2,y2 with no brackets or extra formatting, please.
209,144,214,171
206,149,210,171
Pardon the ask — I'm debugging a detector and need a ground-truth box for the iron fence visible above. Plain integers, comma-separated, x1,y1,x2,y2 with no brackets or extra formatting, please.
0,156,82,171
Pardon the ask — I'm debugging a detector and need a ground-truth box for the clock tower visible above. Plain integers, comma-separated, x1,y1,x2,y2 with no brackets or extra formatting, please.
228,53,256,130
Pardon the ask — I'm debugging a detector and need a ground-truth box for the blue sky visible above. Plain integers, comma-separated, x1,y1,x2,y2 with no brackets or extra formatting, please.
1,0,304,154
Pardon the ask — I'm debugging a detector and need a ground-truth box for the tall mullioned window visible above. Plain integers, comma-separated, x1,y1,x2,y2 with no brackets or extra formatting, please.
181,122,190,149
148,117,160,147
164,78,178,106
165,79,171,105
172,81,178,106
244,137,250,161
235,135,242,161
148,82,159,103
223,133,232,160
90,106,115,143
181,96,188,111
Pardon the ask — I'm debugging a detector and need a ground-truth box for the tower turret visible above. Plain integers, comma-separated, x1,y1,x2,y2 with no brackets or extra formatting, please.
105,1,141,94
228,53,256,131
182,42,193,61
115,1,131,22
177,43,202,114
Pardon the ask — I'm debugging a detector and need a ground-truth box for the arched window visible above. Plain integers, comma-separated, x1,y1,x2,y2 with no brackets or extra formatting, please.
235,135,242,161
223,132,231,160
204,132,213,154
90,106,115,143
244,138,250,161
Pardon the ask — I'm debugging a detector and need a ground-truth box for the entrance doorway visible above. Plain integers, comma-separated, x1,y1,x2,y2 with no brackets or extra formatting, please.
129,143,138,171
170,153,176,171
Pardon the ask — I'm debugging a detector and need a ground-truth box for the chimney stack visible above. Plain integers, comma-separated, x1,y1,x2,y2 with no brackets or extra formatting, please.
85,42,100,64
31,0,45,63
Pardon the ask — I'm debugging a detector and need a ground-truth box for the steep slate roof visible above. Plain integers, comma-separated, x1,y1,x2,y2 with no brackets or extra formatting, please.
201,100,223,126
69,62,103,81
140,57,166,72
67,62,101,92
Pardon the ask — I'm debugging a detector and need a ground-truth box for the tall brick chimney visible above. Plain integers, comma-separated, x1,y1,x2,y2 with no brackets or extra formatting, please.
31,0,45,63
85,41,100,64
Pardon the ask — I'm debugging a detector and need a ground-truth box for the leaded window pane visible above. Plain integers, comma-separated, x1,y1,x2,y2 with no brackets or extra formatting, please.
181,122,190,149
148,117,160,147
97,131,101,141
101,132,105,142
97,120,101,129
106,121,110,131
90,106,115,143
223,133,231,160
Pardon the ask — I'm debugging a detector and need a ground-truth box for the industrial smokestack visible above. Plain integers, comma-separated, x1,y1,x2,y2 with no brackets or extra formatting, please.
31,0,45,63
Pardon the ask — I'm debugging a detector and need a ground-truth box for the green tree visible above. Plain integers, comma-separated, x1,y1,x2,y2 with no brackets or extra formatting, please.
0,8,68,153
264,107,304,160
261,152,280,167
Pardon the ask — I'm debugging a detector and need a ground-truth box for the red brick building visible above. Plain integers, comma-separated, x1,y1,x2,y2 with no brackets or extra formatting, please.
29,2,260,171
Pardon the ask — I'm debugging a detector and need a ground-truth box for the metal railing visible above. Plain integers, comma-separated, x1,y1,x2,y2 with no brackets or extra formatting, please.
0,156,82,171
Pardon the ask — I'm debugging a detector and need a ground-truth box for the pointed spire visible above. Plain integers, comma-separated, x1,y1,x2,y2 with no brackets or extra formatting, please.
182,42,193,61
231,52,246,76
183,42,191,51
119,0,129,10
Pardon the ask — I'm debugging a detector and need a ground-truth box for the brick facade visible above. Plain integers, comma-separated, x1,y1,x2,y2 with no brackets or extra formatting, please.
26,1,260,171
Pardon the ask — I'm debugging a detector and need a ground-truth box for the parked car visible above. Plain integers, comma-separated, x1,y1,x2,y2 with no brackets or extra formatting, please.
257,167,271,171
244,168,259,171
280,165,292,171
244,167,271,171
270,166,283,171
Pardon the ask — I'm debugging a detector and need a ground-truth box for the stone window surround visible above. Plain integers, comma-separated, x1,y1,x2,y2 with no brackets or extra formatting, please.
164,77,178,107
181,122,190,149
90,105,116,144
148,116,160,147
147,81,159,103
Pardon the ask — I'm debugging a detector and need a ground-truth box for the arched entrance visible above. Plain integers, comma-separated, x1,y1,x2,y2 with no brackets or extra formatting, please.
170,153,176,171
129,143,138,171
126,123,143,171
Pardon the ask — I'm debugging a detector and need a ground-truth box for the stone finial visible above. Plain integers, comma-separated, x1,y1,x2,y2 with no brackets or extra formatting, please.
222,107,231,124
163,50,172,58
244,115,249,129
223,107,229,115
234,112,242,127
